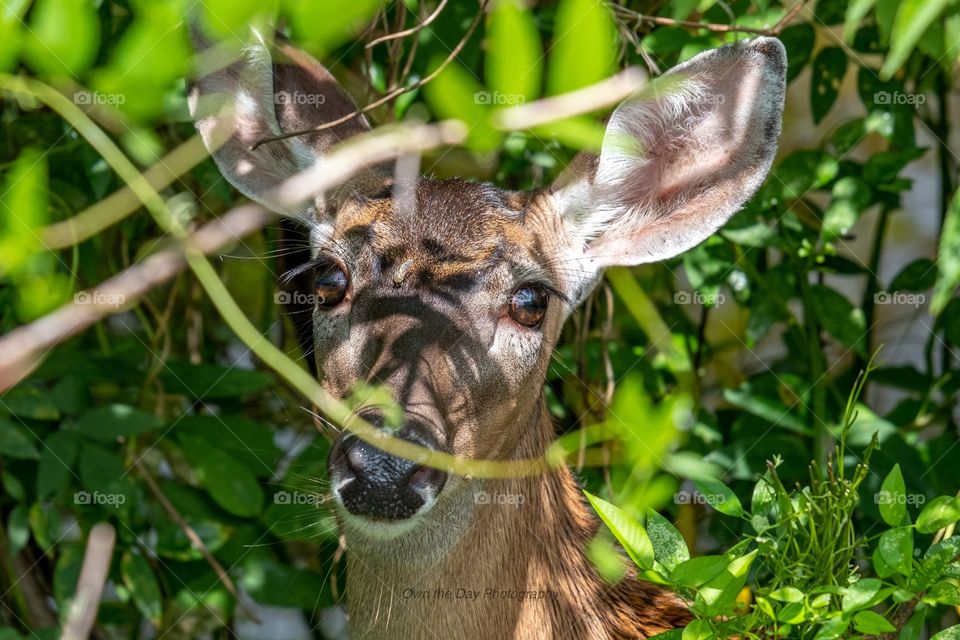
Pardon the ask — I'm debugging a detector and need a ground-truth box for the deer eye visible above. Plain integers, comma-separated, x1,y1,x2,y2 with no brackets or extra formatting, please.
315,260,349,308
508,285,548,328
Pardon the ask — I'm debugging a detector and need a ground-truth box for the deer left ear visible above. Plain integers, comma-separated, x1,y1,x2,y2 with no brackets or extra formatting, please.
188,27,382,225
549,37,786,295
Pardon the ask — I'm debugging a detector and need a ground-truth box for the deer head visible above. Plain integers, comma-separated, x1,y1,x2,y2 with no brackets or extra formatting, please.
189,30,785,630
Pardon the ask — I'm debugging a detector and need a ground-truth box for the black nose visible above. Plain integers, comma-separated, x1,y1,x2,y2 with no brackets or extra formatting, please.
328,420,447,521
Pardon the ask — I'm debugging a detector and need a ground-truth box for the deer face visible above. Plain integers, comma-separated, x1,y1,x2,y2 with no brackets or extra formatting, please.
189,31,786,533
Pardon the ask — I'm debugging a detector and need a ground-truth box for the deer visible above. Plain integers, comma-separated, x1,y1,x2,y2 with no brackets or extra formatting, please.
188,25,786,640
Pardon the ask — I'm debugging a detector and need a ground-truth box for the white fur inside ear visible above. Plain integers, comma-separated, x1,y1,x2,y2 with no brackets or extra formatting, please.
551,37,786,278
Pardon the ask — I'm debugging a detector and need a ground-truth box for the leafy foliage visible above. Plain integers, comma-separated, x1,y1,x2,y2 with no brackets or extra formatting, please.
1,0,959,638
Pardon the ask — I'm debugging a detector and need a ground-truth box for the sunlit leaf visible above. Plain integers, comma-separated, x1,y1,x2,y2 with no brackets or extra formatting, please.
547,0,616,95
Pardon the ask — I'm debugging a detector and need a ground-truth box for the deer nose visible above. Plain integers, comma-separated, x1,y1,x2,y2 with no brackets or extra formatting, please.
328,420,447,521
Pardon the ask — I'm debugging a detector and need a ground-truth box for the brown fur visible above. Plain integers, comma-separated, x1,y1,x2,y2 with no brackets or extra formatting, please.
189,29,785,639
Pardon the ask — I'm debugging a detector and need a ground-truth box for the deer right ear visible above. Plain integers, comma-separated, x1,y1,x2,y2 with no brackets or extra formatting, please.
188,27,379,225
547,37,786,303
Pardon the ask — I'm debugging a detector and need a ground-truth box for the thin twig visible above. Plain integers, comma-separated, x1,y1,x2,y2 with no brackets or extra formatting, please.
136,462,261,624
42,135,210,249
770,1,807,36
491,67,646,131
0,204,273,391
252,0,486,149
611,5,775,37
366,0,449,49
61,523,116,640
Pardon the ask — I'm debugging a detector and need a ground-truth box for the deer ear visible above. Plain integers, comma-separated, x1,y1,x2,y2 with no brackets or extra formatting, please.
550,37,786,292
188,27,379,224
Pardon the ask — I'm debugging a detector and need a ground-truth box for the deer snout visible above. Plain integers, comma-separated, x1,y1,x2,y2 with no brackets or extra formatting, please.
328,417,447,522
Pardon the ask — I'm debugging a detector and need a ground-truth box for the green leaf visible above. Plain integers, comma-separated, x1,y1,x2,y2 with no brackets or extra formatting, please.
160,361,273,400
6,504,29,555
853,610,895,634
692,478,744,517
77,404,162,442
239,558,332,610
78,443,135,509
881,0,951,79
0,418,39,459
878,463,906,526
779,23,815,83
844,0,877,43
1,385,60,420
174,415,279,478
424,56,500,152
878,526,914,576
670,555,729,588
23,0,100,77
584,491,654,570
121,551,162,626
645,509,690,571
179,434,264,518
901,608,926,640
916,495,960,534
696,551,757,617
913,536,960,590
842,577,882,612
890,258,937,292
809,284,867,355
810,47,847,124
547,0,617,95
680,619,712,640
37,430,80,499
768,587,805,602
284,0,385,55
931,624,960,640
486,0,542,104
933,189,960,314
28,502,59,552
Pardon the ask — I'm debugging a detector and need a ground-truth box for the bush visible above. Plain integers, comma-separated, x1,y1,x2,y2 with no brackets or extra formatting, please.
0,0,959,638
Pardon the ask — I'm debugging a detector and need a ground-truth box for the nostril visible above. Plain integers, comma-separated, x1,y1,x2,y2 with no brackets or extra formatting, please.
407,465,447,494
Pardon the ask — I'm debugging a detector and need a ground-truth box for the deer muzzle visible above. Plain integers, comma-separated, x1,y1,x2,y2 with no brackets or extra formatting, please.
328,414,448,521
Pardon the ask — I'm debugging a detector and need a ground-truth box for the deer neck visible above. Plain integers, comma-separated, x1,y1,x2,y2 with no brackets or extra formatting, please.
342,400,689,639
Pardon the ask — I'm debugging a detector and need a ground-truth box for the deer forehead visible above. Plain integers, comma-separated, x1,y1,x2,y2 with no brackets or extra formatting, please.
323,179,560,286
